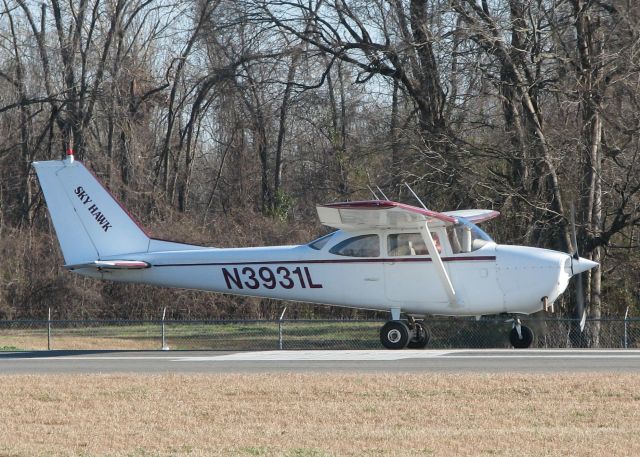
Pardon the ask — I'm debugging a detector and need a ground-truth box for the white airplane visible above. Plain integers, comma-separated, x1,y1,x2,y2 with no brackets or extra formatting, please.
33,152,598,349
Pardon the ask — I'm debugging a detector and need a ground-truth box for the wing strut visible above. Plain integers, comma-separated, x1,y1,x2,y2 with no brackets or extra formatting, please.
419,223,459,308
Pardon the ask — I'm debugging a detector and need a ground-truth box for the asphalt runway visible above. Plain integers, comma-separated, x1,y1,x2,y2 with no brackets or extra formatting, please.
1,349,640,374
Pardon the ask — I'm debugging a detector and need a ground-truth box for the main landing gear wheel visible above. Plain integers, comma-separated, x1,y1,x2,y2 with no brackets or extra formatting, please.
509,325,534,349
407,321,430,349
380,321,410,349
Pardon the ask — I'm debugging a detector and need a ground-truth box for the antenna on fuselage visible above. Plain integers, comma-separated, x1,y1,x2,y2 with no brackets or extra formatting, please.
366,185,380,200
376,186,390,201
404,182,429,210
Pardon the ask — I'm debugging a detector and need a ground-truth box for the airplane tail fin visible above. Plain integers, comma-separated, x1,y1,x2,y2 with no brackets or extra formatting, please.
33,155,151,265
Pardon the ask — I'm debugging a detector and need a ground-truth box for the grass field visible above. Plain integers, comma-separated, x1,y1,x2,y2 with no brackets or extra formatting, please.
0,320,551,351
0,373,638,456
0,325,160,350
1,319,637,350
0,321,385,351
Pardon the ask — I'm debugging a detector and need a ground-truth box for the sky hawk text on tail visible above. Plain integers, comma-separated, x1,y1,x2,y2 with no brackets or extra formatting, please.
33,152,597,349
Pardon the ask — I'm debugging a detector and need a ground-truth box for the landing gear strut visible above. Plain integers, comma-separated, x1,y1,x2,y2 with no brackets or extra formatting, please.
509,318,534,349
380,318,431,349
407,321,430,349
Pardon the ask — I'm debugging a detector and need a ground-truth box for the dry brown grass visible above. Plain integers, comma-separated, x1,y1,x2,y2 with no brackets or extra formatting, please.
0,335,158,351
0,373,638,456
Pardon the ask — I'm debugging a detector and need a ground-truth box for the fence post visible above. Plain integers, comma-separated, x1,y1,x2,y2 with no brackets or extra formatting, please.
624,307,629,349
161,307,169,351
278,307,287,350
47,307,52,351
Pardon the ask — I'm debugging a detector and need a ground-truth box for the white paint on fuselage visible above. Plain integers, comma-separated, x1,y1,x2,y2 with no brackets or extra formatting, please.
495,245,571,314
71,228,574,318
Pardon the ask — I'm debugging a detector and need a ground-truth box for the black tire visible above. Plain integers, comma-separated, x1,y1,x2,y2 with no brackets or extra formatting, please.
380,321,410,349
407,321,430,349
509,325,534,349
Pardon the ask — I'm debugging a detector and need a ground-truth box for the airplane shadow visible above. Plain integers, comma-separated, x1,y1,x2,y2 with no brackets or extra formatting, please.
0,349,234,359
0,350,140,359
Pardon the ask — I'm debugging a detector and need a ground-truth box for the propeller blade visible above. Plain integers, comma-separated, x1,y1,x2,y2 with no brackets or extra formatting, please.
575,258,585,333
569,202,588,334
570,202,579,259
579,308,587,333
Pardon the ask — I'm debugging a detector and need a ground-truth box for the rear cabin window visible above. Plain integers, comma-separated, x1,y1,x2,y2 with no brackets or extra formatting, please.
329,234,380,257
388,233,440,256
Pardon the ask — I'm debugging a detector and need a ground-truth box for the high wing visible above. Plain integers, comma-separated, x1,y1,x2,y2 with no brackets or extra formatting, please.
317,200,457,231
317,200,499,231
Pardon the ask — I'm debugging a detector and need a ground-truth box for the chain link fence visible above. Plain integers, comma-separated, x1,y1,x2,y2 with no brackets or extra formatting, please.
1,317,639,351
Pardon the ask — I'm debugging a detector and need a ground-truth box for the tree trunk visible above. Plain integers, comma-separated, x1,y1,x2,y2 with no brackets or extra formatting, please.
409,0,446,137
326,64,349,198
274,53,300,205
6,1,34,224
390,79,401,195
572,0,606,346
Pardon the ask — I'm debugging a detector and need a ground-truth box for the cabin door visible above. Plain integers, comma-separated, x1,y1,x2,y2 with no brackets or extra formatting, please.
383,231,449,308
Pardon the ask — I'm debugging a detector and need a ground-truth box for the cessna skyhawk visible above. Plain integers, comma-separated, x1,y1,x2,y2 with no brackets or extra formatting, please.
33,152,598,349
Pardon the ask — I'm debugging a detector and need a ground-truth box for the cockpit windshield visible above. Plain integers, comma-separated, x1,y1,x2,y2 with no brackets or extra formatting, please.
446,217,494,254
307,232,336,250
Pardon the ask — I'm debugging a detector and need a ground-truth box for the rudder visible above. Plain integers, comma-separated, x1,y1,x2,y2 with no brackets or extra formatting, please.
33,157,150,265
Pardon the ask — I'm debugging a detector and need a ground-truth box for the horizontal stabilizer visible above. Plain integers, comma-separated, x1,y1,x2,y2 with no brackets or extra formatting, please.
65,260,151,271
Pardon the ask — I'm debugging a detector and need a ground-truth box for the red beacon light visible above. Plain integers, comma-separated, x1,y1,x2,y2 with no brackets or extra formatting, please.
65,147,74,164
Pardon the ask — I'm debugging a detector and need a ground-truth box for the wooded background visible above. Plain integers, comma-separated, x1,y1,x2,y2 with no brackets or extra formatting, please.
0,0,638,326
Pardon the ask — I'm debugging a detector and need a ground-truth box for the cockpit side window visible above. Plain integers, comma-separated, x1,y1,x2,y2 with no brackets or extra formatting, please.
388,233,436,256
329,234,380,257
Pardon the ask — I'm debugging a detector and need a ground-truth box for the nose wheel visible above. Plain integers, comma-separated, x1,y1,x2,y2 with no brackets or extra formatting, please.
509,318,534,348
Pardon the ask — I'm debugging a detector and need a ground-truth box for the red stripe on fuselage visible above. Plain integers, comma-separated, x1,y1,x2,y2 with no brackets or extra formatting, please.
152,256,496,267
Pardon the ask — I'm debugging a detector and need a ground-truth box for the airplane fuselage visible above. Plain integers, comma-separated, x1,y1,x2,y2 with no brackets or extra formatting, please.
75,230,573,317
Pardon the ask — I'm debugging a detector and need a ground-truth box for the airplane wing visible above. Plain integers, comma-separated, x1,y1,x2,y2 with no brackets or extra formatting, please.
317,200,457,231
442,209,500,224
318,200,462,307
